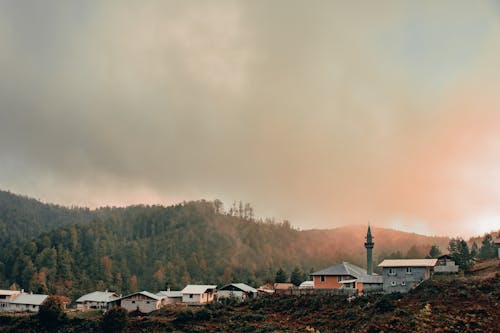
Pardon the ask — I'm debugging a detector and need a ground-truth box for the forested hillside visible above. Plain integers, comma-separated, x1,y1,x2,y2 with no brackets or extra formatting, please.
1,191,451,301
0,190,94,245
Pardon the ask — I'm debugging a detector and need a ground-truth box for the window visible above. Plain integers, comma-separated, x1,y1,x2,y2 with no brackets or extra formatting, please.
401,281,406,286
189,294,193,298
337,276,342,282
406,267,412,274
131,301,135,304
320,275,325,282
390,281,396,286
146,301,150,304
388,268,396,276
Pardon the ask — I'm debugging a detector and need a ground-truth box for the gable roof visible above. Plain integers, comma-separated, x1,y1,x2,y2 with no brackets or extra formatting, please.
10,294,48,306
121,291,162,301
156,290,183,298
219,283,257,293
378,259,438,268
311,262,366,278
76,291,120,303
181,285,217,294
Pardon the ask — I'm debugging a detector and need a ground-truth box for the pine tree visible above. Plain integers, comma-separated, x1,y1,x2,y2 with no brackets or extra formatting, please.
290,267,304,286
275,268,288,283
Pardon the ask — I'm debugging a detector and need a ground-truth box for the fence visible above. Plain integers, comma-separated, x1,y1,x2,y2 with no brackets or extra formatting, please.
274,288,357,297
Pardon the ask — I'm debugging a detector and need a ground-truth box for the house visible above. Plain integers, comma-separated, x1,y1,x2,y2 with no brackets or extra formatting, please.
76,291,121,311
218,283,257,301
495,237,500,258
310,226,383,294
298,281,314,289
0,290,23,312
7,294,48,312
378,259,438,293
156,290,183,305
434,254,459,274
120,291,163,313
181,285,217,305
311,262,367,289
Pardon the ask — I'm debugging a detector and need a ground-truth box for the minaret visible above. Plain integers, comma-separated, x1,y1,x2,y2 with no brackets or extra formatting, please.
364,225,374,275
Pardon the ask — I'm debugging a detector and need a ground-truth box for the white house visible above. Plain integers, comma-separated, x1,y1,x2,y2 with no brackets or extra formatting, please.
76,291,121,311
7,294,48,313
217,283,257,301
0,290,23,312
120,291,163,313
156,290,183,305
181,285,217,305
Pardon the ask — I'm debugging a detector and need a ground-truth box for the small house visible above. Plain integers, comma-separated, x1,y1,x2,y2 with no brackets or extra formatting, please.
181,285,216,305
120,291,162,313
434,254,459,274
310,262,366,289
0,290,23,312
218,283,257,301
7,294,48,312
76,291,121,311
378,259,437,293
156,290,183,305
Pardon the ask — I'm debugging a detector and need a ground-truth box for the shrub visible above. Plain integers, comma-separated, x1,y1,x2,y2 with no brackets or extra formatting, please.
101,306,128,332
38,295,67,329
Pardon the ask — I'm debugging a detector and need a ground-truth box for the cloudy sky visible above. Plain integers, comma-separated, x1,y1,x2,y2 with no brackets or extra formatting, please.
1,1,499,237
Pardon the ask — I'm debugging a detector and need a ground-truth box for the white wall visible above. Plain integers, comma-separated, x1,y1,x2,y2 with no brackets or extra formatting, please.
121,299,160,313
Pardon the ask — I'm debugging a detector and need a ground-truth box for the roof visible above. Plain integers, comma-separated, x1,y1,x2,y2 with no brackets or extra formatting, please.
311,262,366,278
10,294,48,306
219,283,257,293
357,275,383,284
378,259,438,268
156,291,183,298
338,279,357,284
181,285,217,294
121,291,162,301
0,290,21,296
299,281,314,288
273,283,295,290
76,291,120,303
494,237,500,244
437,254,452,260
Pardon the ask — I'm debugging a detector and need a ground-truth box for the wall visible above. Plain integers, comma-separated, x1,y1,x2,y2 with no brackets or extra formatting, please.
382,266,430,293
218,290,245,301
121,295,160,313
313,275,353,289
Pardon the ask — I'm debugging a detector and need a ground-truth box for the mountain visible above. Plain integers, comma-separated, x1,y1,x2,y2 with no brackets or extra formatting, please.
0,190,455,301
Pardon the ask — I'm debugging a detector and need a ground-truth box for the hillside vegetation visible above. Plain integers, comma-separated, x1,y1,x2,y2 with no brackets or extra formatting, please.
1,190,451,299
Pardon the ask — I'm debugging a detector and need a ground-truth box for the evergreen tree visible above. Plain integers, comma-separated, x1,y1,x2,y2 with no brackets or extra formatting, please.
478,234,496,259
427,245,441,259
290,267,304,286
448,238,473,271
275,268,288,283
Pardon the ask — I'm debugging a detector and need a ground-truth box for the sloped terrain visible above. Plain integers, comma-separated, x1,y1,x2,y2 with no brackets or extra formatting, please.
1,260,498,333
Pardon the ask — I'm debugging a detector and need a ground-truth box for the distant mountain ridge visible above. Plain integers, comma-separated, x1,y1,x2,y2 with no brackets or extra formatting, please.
0,189,452,300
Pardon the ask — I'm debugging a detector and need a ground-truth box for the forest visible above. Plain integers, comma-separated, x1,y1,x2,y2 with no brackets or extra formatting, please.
0,190,496,302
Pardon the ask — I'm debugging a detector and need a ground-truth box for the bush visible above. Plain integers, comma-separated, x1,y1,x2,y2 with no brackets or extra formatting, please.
102,306,128,332
194,308,212,321
38,295,67,329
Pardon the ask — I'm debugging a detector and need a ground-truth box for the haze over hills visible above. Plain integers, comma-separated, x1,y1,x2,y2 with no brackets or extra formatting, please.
0,189,488,301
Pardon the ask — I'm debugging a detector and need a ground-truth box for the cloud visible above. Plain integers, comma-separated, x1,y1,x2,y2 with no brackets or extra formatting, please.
0,1,499,237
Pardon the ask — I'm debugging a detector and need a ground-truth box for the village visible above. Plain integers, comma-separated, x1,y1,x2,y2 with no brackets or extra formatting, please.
1,226,493,316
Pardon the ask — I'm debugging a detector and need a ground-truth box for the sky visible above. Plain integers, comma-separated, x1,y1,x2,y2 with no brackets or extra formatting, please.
1,0,500,237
